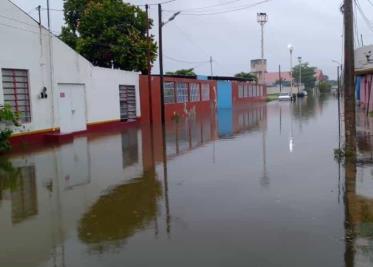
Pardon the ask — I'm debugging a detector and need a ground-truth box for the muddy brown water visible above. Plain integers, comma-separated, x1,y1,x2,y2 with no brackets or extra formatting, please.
1,94,372,266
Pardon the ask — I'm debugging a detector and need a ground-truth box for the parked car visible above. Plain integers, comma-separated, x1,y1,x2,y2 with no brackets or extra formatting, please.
278,92,291,101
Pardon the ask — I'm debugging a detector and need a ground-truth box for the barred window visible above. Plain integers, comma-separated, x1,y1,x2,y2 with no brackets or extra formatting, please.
176,82,188,103
201,83,210,101
2,69,31,122
164,82,175,104
238,84,244,98
244,84,249,98
190,83,200,102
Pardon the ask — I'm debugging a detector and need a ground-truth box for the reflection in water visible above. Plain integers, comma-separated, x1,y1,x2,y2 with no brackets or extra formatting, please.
0,161,38,224
0,104,273,266
78,170,162,252
345,108,373,266
11,166,38,224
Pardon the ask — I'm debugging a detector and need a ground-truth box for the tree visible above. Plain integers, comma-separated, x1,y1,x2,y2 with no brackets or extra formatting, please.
60,0,157,73
319,81,332,91
166,68,196,76
234,72,257,81
292,63,316,89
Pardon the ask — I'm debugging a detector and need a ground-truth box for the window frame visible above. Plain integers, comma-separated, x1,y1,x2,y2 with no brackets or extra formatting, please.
163,81,176,104
1,68,31,123
201,83,210,101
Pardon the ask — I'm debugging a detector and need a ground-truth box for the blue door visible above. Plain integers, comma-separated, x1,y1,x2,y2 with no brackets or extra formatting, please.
217,80,232,109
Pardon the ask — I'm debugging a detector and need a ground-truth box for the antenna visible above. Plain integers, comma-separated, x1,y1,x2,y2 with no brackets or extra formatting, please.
257,12,268,60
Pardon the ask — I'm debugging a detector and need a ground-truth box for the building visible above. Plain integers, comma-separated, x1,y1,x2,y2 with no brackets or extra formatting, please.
355,45,373,110
0,0,141,146
139,75,266,124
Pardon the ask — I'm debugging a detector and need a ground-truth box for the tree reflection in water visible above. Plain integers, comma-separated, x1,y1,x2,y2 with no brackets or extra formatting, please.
78,170,162,252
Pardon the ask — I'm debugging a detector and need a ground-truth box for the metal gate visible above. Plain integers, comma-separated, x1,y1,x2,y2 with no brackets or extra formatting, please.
119,85,136,121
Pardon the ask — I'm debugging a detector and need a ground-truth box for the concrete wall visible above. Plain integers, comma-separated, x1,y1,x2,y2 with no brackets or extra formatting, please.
355,45,373,72
0,0,139,135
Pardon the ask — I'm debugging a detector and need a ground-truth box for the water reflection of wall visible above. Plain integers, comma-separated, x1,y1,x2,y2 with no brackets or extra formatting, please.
11,166,38,224
218,105,267,138
0,129,148,267
344,128,373,266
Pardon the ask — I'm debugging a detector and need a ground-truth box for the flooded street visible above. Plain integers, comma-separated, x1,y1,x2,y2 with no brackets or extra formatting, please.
1,94,372,266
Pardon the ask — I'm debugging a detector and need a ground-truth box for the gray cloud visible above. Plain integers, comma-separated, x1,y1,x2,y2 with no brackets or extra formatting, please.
11,0,373,79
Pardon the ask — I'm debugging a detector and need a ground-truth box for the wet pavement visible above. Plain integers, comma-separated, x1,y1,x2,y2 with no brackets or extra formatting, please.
0,94,373,266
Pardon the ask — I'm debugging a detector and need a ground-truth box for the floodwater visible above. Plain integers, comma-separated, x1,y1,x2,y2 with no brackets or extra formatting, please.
1,94,373,266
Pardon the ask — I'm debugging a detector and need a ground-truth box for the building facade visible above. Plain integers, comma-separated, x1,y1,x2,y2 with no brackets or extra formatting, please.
0,0,140,146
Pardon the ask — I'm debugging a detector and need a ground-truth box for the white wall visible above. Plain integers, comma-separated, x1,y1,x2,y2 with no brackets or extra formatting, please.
89,67,140,124
0,0,140,135
355,45,373,71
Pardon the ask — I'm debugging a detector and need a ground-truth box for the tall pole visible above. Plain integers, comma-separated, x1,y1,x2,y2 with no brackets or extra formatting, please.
158,4,165,126
37,5,41,25
261,24,264,60
279,65,282,93
343,0,356,153
210,56,214,76
337,65,341,149
298,58,302,94
146,4,153,127
290,48,293,96
46,0,50,30
158,3,170,236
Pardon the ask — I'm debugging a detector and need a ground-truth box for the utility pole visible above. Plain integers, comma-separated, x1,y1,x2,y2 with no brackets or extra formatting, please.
343,0,356,153
37,5,41,25
46,0,51,30
146,4,153,127
298,56,302,94
158,4,165,126
278,65,282,93
337,65,341,148
210,56,214,76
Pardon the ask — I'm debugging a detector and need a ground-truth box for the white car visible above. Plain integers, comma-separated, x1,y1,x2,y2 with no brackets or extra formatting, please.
278,92,291,101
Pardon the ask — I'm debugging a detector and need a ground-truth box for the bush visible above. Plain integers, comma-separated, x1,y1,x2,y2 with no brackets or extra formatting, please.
0,105,19,153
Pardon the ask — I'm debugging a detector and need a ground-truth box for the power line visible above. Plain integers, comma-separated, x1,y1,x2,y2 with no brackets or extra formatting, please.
165,0,271,16
354,0,373,33
171,0,245,12
164,55,210,64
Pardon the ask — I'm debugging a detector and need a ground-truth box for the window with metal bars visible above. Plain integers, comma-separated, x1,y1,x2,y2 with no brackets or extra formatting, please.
2,69,31,122
176,82,188,103
190,83,201,102
163,82,175,104
201,83,210,101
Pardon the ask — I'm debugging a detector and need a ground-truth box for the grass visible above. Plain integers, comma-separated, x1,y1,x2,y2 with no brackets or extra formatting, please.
266,93,279,102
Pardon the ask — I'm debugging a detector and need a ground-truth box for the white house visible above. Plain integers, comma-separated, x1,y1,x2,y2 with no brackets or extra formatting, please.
0,0,141,139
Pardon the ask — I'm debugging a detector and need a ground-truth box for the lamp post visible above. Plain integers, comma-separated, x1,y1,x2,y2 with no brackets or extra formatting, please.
158,4,180,126
288,44,294,99
332,59,342,148
298,56,302,94
158,4,180,236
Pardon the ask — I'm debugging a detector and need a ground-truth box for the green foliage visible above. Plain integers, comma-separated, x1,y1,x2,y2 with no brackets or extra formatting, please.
61,0,157,73
292,63,316,89
166,68,196,76
234,72,257,81
0,157,20,192
319,80,332,91
0,104,19,153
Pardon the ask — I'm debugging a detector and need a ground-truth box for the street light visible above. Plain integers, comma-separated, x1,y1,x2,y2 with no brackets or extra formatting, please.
332,59,342,148
288,44,294,98
158,4,180,125
298,56,302,94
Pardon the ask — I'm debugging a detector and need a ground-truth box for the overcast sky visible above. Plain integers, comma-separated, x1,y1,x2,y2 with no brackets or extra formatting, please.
11,0,373,79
